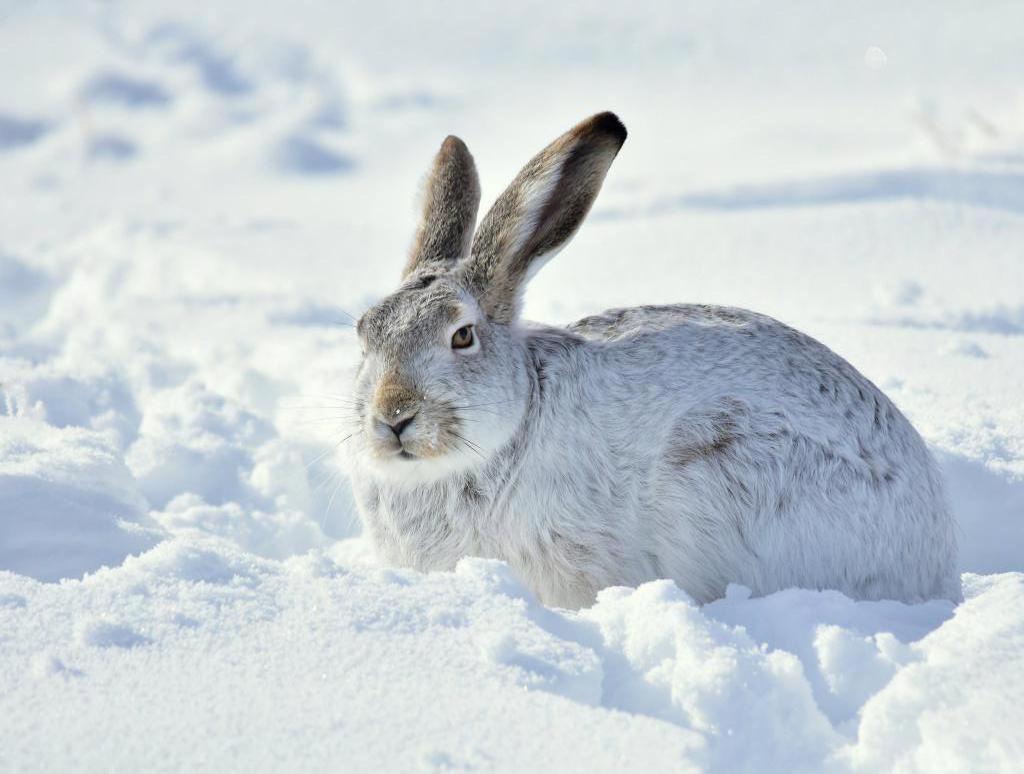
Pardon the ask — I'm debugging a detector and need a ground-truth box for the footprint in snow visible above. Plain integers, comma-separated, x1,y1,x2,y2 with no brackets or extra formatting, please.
80,72,173,109
274,134,354,175
32,654,85,679
86,134,139,162
941,339,989,359
0,113,52,152
146,21,252,97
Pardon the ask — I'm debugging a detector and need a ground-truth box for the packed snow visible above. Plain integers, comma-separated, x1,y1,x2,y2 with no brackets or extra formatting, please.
2,1,1023,770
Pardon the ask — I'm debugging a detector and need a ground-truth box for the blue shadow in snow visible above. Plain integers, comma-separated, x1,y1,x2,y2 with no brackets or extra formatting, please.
148,22,252,96
82,72,173,108
0,114,50,151
617,167,1024,218
87,134,138,161
275,135,354,175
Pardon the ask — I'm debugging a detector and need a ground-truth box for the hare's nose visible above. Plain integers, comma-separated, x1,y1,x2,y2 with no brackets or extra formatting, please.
388,414,416,439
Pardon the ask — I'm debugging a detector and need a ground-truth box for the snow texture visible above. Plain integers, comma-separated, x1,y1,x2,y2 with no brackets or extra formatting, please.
1,1,1023,771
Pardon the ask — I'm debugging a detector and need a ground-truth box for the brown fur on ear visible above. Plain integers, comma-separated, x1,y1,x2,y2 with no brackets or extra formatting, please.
464,112,627,321
403,135,481,279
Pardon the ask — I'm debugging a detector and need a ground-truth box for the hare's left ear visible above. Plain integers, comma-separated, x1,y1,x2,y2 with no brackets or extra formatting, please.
463,112,626,321
402,136,481,278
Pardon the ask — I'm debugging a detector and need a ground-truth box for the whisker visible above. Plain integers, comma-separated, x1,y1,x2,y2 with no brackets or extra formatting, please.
280,414,362,421
278,401,362,413
303,429,363,471
451,430,486,460
455,408,503,419
280,399,361,409
336,429,363,446
337,307,360,324
279,407,362,416
278,405,361,416
280,408,362,415
310,466,341,496
281,412,362,424
285,419,362,429
452,400,518,411
278,403,361,410
286,392,362,402
281,417,362,426
322,474,346,532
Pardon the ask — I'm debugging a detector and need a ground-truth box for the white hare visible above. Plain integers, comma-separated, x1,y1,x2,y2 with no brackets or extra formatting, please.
345,112,960,608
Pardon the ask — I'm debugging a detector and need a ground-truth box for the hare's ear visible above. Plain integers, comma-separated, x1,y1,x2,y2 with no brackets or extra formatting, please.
402,136,481,278
465,112,626,321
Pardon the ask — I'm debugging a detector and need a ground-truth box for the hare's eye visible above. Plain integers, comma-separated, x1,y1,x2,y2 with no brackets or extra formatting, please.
451,325,474,350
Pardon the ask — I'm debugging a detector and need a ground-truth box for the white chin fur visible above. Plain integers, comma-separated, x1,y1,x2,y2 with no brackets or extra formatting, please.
366,446,483,487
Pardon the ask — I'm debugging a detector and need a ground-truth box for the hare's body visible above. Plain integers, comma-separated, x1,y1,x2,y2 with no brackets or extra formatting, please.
352,304,958,607
346,113,959,608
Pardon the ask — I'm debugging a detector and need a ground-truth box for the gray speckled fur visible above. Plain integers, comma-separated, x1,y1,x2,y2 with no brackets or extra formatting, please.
345,114,960,609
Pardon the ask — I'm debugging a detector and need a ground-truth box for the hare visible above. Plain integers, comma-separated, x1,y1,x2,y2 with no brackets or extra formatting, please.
345,112,960,608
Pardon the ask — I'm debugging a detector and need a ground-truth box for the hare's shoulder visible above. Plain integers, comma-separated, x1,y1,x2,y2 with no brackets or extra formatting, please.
568,304,774,342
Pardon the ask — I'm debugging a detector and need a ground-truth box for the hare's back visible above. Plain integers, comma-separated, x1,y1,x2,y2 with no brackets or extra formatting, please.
567,303,930,470
570,303,775,343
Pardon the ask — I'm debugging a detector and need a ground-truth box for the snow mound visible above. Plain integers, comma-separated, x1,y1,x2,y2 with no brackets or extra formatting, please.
0,417,158,581
2,549,1021,771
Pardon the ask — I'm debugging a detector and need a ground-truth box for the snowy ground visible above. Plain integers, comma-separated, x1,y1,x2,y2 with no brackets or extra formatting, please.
2,1,1023,771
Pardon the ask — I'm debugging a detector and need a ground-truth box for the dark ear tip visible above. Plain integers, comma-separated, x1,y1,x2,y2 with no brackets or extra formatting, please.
441,134,469,153
586,111,627,146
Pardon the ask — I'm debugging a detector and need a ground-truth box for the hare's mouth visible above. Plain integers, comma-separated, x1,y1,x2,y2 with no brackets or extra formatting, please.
367,419,462,466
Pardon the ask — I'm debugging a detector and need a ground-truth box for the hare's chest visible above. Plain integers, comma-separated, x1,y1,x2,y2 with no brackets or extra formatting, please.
356,479,484,572
356,473,619,609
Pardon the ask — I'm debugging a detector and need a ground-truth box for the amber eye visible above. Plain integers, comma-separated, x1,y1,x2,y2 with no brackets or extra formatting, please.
451,324,475,349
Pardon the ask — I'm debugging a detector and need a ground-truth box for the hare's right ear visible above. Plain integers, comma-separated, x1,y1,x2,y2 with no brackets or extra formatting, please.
402,136,481,279
464,112,626,322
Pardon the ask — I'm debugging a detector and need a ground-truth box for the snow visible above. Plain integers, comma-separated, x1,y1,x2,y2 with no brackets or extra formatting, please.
1,0,1023,770
3,550,1021,771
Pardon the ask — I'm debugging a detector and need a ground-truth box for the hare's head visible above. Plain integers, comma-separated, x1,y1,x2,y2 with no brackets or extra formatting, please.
352,112,626,483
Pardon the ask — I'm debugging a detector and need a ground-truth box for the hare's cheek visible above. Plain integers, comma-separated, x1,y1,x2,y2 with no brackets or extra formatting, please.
350,370,372,407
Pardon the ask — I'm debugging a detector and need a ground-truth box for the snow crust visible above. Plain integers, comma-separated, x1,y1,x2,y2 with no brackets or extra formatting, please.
2,1,1023,770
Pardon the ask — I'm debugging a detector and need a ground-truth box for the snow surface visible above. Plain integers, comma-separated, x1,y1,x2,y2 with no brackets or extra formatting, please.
2,1,1023,770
